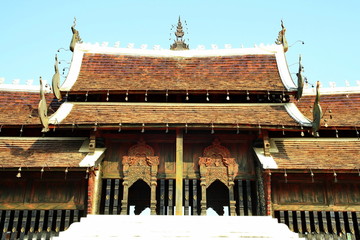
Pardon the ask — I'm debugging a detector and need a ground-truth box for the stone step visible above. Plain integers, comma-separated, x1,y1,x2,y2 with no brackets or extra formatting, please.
54,215,304,239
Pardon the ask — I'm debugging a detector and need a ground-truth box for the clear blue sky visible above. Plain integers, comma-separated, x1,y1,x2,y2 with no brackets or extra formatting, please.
1,0,359,88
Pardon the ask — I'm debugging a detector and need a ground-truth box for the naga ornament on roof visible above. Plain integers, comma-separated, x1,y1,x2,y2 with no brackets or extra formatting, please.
312,81,322,137
38,77,49,132
295,55,304,100
70,17,82,52
275,20,288,53
170,17,189,51
51,54,62,100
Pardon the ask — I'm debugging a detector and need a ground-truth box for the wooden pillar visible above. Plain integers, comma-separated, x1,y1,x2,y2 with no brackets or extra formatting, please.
200,166,207,216
150,165,158,215
229,179,236,216
90,165,103,215
175,129,183,215
120,177,129,215
264,170,272,216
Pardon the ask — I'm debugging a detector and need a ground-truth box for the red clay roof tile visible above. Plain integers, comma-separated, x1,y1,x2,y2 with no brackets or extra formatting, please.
270,138,360,169
0,91,60,126
69,53,288,92
54,102,302,127
296,93,360,128
0,137,87,167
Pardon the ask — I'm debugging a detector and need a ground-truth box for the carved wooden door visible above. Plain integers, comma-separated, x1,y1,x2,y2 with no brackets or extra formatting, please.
121,139,159,215
198,139,238,216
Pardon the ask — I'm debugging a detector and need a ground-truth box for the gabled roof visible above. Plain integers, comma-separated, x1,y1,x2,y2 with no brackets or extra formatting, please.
0,90,58,126
255,138,360,170
296,88,360,128
0,137,105,168
61,43,297,93
48,102,311,128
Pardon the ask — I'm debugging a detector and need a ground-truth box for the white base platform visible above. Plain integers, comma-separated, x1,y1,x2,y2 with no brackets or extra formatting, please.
54,215,304,239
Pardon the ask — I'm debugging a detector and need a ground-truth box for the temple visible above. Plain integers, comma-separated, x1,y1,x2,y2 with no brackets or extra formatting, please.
0,19,359,240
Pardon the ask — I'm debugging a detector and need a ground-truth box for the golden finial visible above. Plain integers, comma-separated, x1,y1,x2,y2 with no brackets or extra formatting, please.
170,17,189,50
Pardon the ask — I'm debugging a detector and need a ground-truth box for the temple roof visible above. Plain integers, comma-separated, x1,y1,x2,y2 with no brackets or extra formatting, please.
48,102,311,128
255,138,360,170
0,137,105,168
296,89,360,128
61,43,297,93
0,90,59,126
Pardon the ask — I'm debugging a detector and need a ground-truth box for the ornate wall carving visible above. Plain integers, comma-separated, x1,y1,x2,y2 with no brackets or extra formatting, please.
121,139,159,215
198,139,238,216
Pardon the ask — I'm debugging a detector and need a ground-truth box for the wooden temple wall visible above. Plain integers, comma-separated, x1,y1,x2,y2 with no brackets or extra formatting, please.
99,178,258,216
0,172,87,239
98,132,260,216
271,173,360,239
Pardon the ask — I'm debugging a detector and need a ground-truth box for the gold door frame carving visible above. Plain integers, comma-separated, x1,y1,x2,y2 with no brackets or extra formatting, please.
121,139,159,215
199,139,238,216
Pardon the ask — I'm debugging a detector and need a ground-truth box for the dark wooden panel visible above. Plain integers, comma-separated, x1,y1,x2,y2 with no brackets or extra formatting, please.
2,210,11,238
273,181,326,205
296,211,303,234
0,173,86,211
184,179,189,215
339,211,346,234
354,212,360,236
321,211,329,234
279,210,285,224
246,180,253,216
27,210,37,239
288,211,294,232
31,180,80,203
64,210,71,231
237,180,245,216
168,179,174,215
35,210,46,240
0,180,27,203
10,210,20,240
18,210,28,240
104,179,112,214
159,179,165,215
330,211,337,234
55,210,62,233
347,211,355,235
46,210,55,239
333,183,360,205
112,179,120,214
313,211,320,234
192,179,198,216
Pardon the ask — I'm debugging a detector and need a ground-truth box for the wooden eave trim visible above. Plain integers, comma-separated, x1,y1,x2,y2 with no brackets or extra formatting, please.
0,167,90,171
47,123,307,131
60,89,297,95
0,203,85,210
272,204,360,212
267,169,360,174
